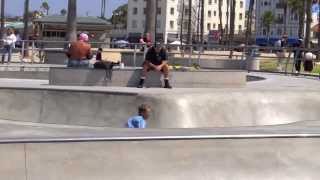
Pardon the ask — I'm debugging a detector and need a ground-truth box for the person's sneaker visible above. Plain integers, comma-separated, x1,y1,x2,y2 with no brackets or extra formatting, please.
164,80,172,89
137,79,145,88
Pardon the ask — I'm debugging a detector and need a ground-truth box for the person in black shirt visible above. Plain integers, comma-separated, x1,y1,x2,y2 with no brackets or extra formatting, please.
138,45,172,88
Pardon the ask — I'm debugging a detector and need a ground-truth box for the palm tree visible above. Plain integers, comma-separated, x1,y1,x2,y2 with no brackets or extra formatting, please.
288,0,305,38
23,0,29,57
145,0,156,42
225,0,230,39
200,0,204,44
228,0,236,58
245,0,255,45
66,0,77,42
0,0,5,41
41,0,50,16
187,0,192,45
262,11,275,41
180,0,185,46
218,0,223,44
305,0,312,48
279,0,288,34
101,0,106,18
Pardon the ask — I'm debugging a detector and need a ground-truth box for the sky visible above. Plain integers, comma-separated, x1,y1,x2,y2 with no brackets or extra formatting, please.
4,0,128,17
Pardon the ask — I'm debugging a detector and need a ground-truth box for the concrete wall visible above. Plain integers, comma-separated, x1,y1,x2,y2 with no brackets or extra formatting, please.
0,88,320,128
49,68,247,88
1,138,320,180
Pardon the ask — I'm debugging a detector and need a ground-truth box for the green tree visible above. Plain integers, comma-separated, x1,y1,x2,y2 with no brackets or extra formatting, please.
60,8,67,16
41,0,50,16
262,11,275,40
66,0,77,42
110,4,127,28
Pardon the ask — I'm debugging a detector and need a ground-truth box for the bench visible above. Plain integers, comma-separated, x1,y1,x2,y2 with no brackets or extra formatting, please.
49,67,247,88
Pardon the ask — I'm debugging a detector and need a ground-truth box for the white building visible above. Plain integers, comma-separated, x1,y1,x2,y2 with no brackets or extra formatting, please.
127,0,246,43
255,0,300,38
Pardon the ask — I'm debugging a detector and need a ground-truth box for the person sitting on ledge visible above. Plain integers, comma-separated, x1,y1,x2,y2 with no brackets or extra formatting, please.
138,44,172,88
66,33,93,68
127,104,151,128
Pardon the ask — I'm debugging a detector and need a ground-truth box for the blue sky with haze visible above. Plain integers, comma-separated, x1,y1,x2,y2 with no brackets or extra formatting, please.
4,0,127,17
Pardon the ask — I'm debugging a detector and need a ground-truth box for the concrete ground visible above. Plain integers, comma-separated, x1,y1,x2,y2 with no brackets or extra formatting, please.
0,71,318,139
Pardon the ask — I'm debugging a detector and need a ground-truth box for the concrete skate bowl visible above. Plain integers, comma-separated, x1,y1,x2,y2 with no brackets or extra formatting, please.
0,88,319,128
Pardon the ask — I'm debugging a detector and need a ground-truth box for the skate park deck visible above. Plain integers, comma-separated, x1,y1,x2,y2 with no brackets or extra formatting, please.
1,72,320,179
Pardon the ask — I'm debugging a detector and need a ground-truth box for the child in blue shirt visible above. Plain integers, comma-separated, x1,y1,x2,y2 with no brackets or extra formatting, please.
127,104,151,128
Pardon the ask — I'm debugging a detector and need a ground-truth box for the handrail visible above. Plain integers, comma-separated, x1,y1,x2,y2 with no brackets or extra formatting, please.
1,132,320,144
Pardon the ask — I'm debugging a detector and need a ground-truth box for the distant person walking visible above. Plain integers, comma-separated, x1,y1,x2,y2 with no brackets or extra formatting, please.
275,34,288,72
2,28,17,64
293,39,304,74
127,104,151,128
138,44,172,89
66,33,92,68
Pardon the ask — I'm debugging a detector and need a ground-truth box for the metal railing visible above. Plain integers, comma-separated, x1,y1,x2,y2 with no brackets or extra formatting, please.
0,40,319,77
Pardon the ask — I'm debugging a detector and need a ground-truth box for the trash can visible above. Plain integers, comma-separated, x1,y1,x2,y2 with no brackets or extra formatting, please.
246,46,260,71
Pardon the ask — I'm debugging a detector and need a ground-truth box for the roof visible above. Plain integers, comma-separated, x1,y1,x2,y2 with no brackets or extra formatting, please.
34,16,111,25
5,22,32,29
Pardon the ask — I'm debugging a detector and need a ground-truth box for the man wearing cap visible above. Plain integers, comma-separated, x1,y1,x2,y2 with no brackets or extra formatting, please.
66,33,93,68
138,44,172,89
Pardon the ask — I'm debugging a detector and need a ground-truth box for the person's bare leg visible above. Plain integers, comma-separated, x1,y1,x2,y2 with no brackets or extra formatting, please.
162,64,172,88
138,62,149,88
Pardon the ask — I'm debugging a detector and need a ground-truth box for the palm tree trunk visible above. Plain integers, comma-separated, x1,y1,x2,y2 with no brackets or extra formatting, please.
187,0,192,45
180,0,185,46
66,0,77,43
218,0,223,44
225,0,230,39
298,1,305,39
229,0,236,58
283,1,287,34
0,0,5,41
318,0,320,51
23,0,29,57
196,0,200,43
146,0,156,43
200,0,204,44
245,0,254,45
101,0,106,18
305,0,312,48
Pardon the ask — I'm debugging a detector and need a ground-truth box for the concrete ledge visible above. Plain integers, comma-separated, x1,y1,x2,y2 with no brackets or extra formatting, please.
49,67,247,88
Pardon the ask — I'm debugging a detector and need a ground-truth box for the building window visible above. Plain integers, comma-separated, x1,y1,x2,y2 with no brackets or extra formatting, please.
144,8,146,15
239,13,243,20
213,23,216,29
157,8,161,15
132,20,137,28
170,20,174,29
214,11,216,16
208,11,212,18
157,20,161,28
209,0,212,5
170,8,174,15
207,23,211,30
239,25,242,31
133,7,138,15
